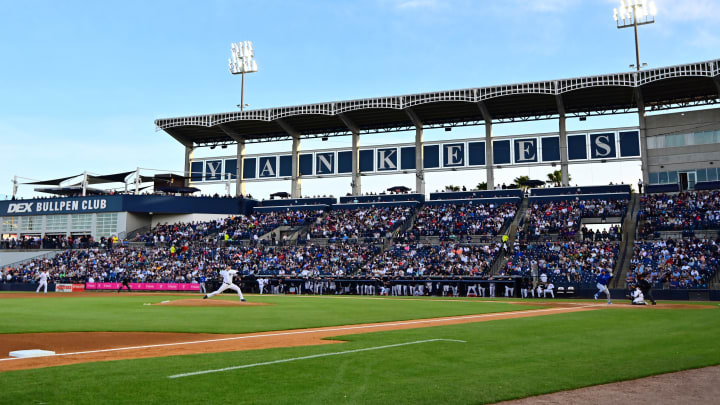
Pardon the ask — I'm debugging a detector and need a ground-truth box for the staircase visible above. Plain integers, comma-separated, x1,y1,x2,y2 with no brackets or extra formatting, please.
489,198,529,275
612,193,641,288
506,198,529,247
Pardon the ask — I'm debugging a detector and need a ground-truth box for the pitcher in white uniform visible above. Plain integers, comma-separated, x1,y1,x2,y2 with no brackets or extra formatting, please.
36,270,50,294
204,267,245,301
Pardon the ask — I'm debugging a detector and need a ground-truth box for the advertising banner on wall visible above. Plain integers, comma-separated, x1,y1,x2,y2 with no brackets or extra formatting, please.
85,282,201,291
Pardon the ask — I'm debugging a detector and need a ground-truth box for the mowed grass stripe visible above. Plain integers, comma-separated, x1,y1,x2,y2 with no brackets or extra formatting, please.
0,307,718,404
0,294,543,334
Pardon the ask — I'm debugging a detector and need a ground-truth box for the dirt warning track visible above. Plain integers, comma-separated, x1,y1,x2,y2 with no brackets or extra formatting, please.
0,304,596,372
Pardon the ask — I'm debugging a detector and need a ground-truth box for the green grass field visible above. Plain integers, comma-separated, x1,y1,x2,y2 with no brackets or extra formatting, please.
0,294,542,334
1,294,719,404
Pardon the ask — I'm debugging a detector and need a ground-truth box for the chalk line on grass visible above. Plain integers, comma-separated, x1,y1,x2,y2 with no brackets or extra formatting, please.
0,305,595,362
168,338,467,379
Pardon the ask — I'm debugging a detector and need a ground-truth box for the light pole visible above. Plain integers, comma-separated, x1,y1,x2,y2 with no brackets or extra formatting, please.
229,41,258,111
613,0,657,71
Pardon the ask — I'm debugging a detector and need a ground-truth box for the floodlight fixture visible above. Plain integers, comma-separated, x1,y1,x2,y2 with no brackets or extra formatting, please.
229,41,259,111
613,0,657,71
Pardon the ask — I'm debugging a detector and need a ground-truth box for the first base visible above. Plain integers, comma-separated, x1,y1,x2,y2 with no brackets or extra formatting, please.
9,350,56,358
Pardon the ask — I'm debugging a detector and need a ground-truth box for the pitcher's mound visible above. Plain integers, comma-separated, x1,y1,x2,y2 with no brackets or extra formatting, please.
154,299,269,307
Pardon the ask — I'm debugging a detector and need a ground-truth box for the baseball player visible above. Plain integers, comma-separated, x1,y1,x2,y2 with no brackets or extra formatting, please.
36,270,50,294
631,287,647,305
594,269,613,304
204,267,246,301
118,274,131,293
199,274,207,294
257,277,266,295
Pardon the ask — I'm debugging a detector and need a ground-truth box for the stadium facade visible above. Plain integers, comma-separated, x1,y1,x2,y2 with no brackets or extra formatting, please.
156,58,720,198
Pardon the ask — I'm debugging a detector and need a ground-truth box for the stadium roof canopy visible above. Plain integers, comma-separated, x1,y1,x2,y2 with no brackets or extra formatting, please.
156,58,720,147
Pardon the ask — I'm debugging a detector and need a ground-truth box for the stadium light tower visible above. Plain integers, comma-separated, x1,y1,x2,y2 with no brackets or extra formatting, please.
229,41,258,112
613,0,657,71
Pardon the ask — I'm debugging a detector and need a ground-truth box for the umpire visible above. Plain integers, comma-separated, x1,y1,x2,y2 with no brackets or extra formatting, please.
118,274,131,293
637,274,656,305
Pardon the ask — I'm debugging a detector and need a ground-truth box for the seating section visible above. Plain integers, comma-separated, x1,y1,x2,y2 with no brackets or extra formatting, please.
133,220,229,245
524,199,627,240
308,206,412,240
638,190,720,237
400,202,516,241
628,238,720,289
506,241,619,287
5,187,718,296
366,243,501,277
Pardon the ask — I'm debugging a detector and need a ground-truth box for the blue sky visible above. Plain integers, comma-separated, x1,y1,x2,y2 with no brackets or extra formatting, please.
1,0,718,199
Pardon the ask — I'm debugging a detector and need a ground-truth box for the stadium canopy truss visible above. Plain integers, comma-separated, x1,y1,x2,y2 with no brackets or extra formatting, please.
157,58,720,147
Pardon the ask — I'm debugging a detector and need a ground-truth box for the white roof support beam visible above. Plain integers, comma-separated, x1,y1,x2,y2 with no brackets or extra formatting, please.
218,124,244,143
555,95,570,187
477,101,494,190
218,124,246,196
635,88,650,184
275,119,301,138
338,113,362,195
404,107,423,128
338,113,360,134
276,119,302,198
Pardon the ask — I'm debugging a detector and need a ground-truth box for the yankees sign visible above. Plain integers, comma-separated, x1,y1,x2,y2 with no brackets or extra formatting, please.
189,128,642,182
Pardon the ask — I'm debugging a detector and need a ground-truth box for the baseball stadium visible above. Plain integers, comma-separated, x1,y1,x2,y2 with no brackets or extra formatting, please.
2,1,720,404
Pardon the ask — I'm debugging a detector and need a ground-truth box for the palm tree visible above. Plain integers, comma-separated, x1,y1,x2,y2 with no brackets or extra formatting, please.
476,181,487,190
444,185,460,191
513,176,530,190
546,170,571,187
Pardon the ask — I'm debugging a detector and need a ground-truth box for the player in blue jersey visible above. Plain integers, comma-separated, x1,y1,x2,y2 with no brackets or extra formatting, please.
594,269,613,304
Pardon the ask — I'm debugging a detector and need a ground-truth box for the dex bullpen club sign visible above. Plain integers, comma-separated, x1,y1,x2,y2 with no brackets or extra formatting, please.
2,197,120,216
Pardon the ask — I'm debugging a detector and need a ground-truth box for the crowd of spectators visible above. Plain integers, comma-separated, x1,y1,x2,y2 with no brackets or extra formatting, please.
398,203,516,242
0,235,97,250
1,242,384,285
628,237,719,289
2,239,505,285
523,199,627,240
132,210,323,247
361,243,500,277
132,220,225,246
308,206,411,240
637,190,720,238
506,241,619,287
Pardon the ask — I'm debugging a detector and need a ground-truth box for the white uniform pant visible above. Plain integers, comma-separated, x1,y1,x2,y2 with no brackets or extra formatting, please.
36,281,47,293
505,286,514,297
478,285,486,297
596,283,611,301
544,289,554,298
466,285,477,296
207,282,244,300
489,283,496,297
521,288,528,298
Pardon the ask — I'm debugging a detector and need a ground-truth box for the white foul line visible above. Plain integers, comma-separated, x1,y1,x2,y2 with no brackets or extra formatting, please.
167,339,467,379
0,305,596,362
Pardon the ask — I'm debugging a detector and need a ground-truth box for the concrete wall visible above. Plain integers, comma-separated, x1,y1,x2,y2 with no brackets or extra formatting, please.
646,108,720,173
120,212,152,239
0,251,53,267
150,213,234,228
